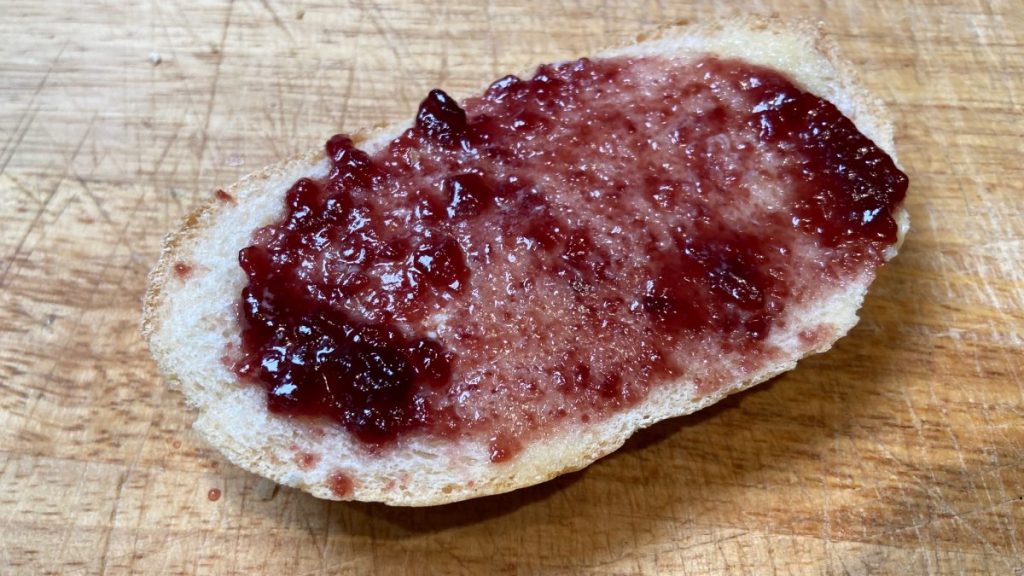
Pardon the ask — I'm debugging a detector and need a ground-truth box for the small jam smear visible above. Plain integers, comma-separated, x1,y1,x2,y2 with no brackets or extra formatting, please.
235,56,907,458
328,471,355,498
173,261,193,279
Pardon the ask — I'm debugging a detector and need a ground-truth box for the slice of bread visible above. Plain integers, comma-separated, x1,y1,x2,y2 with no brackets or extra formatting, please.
142,17,909,506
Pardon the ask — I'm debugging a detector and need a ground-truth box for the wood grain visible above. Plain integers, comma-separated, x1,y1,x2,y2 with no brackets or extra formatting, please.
1,1,1021,574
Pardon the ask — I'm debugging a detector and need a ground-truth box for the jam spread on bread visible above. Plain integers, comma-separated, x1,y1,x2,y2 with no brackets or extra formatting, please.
235,56,907,456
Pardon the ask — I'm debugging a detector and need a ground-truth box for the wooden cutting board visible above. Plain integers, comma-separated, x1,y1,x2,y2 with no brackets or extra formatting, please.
1,1,1021,573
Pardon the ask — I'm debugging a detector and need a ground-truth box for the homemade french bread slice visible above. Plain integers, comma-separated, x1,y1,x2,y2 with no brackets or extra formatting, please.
142,17,909,506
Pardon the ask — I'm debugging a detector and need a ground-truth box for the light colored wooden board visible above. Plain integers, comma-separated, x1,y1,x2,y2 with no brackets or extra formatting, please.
0,1,1021,574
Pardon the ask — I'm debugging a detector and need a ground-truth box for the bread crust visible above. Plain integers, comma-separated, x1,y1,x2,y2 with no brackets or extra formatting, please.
142,16,908,506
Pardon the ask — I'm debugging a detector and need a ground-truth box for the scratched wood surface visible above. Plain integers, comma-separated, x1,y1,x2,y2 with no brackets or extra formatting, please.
1,0,1022,574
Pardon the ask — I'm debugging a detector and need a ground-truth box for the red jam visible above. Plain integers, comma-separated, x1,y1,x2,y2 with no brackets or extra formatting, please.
173,261,193,279
328,471,354,498
234,56,907,457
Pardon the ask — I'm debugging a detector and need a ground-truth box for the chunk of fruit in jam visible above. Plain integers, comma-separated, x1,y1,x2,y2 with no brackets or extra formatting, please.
444,173,495,220
416,89,468,143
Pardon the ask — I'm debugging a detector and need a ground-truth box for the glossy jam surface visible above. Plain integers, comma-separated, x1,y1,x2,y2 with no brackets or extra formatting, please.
235,56,907,456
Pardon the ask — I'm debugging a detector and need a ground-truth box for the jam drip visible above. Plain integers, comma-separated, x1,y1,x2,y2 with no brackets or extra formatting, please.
234,56,908,453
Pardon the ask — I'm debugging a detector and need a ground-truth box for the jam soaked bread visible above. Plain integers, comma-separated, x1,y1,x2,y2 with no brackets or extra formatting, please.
143,18,909,505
